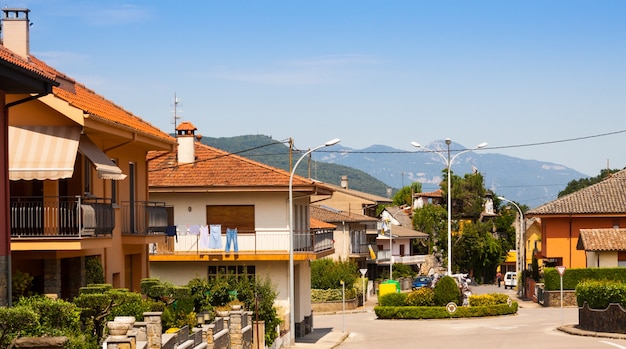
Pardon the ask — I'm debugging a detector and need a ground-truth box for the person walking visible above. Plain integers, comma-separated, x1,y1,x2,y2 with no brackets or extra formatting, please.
496,272,502,287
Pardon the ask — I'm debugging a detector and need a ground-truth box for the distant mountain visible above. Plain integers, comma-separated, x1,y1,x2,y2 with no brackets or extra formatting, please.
201,135,393,198
202,136,590,208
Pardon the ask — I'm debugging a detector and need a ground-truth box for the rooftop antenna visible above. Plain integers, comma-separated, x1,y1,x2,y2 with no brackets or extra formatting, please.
171,93,183,133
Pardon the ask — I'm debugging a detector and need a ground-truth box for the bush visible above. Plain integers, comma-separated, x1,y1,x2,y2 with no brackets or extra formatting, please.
544,267,626,290
374,302,519,319
433,276,460,306
468,293,510,307
407,287,434,306
392,263,416,279
576,279,626,309
379,292,407,306
311,259,359,289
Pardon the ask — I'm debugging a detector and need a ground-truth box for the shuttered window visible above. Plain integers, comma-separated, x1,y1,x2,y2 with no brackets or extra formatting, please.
206,205,255,234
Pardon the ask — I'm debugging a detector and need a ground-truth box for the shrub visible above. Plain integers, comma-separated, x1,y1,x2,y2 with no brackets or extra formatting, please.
468,293,509,307
576,279,626,309
407,287,434,306
379,292,407,306
311,258,359,289
374,302,519,319
544,267,626,290
0,305,39,348
85,256,105,285
392,263,416,279
433,276,460,306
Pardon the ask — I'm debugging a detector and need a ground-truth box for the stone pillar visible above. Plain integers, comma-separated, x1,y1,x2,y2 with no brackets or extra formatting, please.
143,312,162,349
229,310,243,349
106,336,132,349
43,258,61,298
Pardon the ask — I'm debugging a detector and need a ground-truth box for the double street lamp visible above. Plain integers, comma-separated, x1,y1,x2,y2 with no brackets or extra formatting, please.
411,139,487,275
288,138,340,345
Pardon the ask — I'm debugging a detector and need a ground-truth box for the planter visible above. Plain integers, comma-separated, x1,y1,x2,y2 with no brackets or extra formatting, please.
107,321,132,337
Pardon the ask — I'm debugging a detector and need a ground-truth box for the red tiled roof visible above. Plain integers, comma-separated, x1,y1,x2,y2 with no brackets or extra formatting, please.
310,205,379,223
148,141,333,192
577,228,626,251
311,217,336,230
176,121,197,132
0,45,55,80
26,55,175,145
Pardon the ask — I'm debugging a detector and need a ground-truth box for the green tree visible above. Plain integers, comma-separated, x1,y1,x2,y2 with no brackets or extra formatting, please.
558,168,621,197
412,204,447,254
392,182,422,206
453,221,504,282
311,258,359,289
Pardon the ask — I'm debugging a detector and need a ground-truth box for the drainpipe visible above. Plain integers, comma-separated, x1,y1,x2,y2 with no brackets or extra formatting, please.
569,214,572,268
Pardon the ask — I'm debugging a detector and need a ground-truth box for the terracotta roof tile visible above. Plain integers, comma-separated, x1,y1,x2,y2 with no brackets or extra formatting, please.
26,55,175,145
176,121,197,132
148,141,333,191
527,169,626,215
0,45,55,80
323,183,392,203
310,205,379,223
577,228,626,251
311,217,336,230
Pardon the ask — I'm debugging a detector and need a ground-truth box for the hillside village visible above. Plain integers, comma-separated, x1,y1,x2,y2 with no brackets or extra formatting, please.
3,6,626,349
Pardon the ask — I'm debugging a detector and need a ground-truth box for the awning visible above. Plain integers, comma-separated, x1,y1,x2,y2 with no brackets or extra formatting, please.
9,125,81,180
79,134,127,180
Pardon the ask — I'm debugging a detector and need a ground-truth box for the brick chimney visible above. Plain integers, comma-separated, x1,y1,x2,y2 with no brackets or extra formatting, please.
1,8,30,59
176,121,199,164
340,175,348,189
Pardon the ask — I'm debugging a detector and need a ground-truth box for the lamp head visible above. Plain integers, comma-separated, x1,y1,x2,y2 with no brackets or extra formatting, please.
497,196,506,200
445,138,452,145
325,138,341,147
476,142,488,149
410,141,421,148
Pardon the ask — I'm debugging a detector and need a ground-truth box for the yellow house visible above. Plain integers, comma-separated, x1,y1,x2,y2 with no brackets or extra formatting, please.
2,8,176,301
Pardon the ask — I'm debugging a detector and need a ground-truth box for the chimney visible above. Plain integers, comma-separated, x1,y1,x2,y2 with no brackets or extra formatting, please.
176,121,198,165
1,8,31,59
340,175,348,189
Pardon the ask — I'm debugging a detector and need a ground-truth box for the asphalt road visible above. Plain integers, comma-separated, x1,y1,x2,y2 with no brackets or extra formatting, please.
310,284,626,349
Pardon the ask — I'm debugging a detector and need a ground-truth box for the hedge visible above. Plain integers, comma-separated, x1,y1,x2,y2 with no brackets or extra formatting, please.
374,302,518,319
544,267,626,290
576,279,626,309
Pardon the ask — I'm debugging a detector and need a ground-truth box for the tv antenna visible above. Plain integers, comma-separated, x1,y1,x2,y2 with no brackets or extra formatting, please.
171,93,183,132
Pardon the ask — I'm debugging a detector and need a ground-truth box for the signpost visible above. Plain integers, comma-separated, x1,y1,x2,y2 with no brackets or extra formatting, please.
556,265,566,324
360,268,368,308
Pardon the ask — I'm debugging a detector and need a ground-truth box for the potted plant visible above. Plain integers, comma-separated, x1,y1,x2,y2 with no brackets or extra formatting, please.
215,305,230,317
228,299,244,311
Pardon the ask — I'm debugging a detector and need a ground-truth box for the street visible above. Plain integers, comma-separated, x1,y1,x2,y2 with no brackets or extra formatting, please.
310,285,626,349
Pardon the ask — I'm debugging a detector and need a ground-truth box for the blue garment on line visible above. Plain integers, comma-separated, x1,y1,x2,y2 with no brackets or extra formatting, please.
225,228,238,253
209,224,222,249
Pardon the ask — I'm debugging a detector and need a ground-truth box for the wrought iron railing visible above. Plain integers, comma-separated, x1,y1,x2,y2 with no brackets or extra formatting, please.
10,196,114,238
120,201,168,234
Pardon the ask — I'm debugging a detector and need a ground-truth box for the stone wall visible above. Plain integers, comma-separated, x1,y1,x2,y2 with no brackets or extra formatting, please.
542,290,577,307
579,302,626,334
311,298,358,313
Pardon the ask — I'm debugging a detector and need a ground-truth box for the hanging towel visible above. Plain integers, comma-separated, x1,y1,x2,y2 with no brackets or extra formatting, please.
188,224,200,235
209,224,223,249
199,225,210,249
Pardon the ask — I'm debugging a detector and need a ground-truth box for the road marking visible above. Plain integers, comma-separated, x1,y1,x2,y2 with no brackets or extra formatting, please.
600,341,626,349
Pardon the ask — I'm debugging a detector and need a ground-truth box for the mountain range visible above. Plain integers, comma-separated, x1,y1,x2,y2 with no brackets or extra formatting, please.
201,135,589,208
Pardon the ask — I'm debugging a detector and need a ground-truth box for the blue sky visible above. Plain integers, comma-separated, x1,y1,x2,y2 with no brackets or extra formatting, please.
16,0,626,177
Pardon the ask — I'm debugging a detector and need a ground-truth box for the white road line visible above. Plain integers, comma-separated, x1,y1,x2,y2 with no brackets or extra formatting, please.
600,340,626,348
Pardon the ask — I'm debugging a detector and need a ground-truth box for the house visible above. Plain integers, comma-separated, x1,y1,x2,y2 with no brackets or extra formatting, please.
379,206,429,275
147,122,334,339
0,12,59,306
2,8,176,301
311,175,392,217
527,169,626,268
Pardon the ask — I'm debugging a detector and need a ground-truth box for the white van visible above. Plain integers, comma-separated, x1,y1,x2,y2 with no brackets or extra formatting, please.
504,272,516,289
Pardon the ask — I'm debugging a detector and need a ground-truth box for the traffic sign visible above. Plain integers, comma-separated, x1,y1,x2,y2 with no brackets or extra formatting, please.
556,265,566,276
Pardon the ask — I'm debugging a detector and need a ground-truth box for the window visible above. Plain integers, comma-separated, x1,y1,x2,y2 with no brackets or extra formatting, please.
206,205,254,233
208,265,255,280
111,158,119,206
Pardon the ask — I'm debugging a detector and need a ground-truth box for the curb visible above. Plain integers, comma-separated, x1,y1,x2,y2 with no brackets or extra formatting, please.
558,324,626,340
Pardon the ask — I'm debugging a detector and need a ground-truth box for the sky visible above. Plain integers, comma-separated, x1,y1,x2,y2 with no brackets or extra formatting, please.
12,0,626,177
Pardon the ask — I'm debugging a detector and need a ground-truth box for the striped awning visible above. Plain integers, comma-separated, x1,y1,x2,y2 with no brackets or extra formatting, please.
9,125,81,180
78,134,126,180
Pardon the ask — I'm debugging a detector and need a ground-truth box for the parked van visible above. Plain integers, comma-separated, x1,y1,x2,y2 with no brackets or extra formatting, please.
504,272,516,289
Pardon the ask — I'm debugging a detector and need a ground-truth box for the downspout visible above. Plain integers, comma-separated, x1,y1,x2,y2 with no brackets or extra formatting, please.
569,214,572,268
4,92,49,307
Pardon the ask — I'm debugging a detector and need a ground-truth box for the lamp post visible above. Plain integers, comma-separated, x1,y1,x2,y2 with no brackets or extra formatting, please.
288,138,340,345
498,196,525,297
411,139,487,275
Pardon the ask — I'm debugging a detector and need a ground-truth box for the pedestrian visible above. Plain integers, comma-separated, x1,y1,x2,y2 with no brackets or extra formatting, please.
496,272,502,287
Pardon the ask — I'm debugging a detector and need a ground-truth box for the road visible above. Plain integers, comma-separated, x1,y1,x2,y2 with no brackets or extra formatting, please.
311,284,626,349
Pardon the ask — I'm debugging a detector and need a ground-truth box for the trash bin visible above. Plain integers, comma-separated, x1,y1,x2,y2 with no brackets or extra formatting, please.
381,279,400,293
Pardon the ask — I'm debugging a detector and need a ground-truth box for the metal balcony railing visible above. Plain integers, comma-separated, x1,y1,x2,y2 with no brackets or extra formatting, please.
150,228,334,255
10,196,114,238
120,201,168,235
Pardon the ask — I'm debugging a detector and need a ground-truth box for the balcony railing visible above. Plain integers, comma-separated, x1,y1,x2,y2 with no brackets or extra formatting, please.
121,201,168,235
10,196,114,238
151,229,334,255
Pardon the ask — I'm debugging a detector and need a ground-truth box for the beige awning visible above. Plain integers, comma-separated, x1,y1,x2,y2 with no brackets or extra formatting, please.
78,135,126,180
9,125,81,180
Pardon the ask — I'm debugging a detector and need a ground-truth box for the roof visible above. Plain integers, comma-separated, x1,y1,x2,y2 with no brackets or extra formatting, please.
389,224,428,239
414,189,444,198
322,183,392,204
0,45,57,93
577,228,626,251
310,217,336,230
176,121,197,132
26,55,175,145
310,205,379,224
382,206,429,239
527,169,626,216
148,141,334,193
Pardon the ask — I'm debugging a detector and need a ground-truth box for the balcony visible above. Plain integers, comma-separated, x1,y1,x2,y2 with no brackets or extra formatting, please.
151,229,334,255
10,196,114,238
120,201,168,235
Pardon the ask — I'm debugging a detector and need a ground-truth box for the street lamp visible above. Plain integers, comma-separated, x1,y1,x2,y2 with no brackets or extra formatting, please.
411,139,487,275
288,138,340,345
498,196,525,297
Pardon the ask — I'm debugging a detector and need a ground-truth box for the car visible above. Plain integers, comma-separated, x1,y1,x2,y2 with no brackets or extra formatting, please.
412,276,432,290
504,271,516,289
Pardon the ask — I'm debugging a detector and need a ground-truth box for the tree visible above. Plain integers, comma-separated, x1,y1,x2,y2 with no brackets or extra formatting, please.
392,182,422,206
559,168,621,197
412,204,447,254
453,221,504,283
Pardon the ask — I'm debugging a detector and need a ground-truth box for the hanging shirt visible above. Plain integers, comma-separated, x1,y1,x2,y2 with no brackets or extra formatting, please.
209,224,223,249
